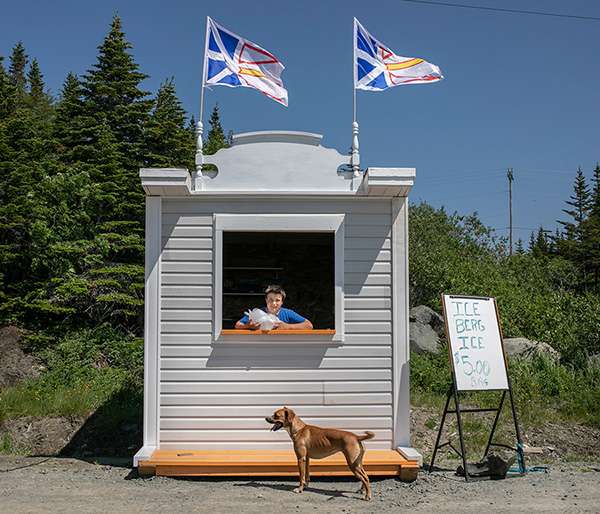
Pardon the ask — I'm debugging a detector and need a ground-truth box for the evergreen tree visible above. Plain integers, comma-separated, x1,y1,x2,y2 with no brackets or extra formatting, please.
8,42,27,106
0,55,16,118
515,238,525,255
579,163,600,290
145,78,194,168
81,15,152,171
558,167,591,241
530,227,550,258
54,73,86,162
204,104,228,155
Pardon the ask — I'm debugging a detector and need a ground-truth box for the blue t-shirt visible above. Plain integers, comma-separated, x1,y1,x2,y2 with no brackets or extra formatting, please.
238,307,306,325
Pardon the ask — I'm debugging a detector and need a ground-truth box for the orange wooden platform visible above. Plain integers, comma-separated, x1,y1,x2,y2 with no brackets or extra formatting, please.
138,449,419,481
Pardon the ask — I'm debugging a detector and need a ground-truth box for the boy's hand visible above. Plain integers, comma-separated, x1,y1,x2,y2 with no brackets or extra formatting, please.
273,321,289,330
246,321,260,330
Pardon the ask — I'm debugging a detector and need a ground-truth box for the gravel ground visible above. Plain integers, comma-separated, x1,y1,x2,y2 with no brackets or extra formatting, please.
1,456,599,513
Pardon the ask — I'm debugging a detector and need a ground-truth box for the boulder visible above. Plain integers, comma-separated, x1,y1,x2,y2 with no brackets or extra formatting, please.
0,326,42,388
410,321,441,355
503,337,560,362
410,305,445,337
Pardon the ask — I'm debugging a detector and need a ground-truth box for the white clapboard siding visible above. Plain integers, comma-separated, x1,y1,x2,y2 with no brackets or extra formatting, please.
344,298,391,310
162,238,212,249
162,262,212,273
160,393,392,406
160,357,391,369
344,273,390,286
160,381,392,394
345,310,391,322
161,286,212,297
161,369,392,381
161,310,212,322
160,429,392,442
162,250,213,261
162,214,213,226
345,237,391,250
161,404,392,417
346,249,390,262
160,417,392,430
161,345,391,358
161,298,212,309
162,225,213,238
161,322,212,334
345,261,390,274
158,197,397,449
162,274,212,285
159,441,390,450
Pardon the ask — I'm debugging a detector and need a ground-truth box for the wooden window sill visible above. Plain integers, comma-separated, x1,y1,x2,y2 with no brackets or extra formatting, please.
221,329,336,336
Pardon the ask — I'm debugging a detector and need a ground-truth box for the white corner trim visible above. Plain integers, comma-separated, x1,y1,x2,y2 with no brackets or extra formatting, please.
213,214,345,341
392,198,410,447
143,197,161,451
133,445,157,467
396,447,423,467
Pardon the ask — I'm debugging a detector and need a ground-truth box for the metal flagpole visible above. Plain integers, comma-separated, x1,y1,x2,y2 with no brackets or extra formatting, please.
351,18,360,177
194,16,211,190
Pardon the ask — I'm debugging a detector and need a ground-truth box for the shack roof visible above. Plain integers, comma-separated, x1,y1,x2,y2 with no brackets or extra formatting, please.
140,131,415,197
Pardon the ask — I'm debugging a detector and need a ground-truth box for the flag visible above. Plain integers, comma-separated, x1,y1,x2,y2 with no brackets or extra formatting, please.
354,18,443,91
204,17,288,106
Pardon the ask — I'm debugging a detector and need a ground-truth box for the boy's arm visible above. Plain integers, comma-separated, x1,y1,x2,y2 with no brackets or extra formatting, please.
277,319,313,330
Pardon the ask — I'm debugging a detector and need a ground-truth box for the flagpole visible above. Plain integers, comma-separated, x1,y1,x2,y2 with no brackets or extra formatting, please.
194,16,211,190
351,18,360,177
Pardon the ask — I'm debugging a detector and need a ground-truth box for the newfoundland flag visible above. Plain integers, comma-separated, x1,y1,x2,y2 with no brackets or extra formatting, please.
354,18,443,91
203,17,288,106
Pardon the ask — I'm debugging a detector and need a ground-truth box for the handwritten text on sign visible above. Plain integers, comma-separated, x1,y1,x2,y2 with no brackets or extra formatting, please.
443,295,509,391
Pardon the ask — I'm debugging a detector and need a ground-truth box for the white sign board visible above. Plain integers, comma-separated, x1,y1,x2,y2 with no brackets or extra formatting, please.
442,295,509,391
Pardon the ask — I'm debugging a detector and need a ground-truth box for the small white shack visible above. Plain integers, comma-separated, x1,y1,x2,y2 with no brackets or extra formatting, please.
134,131,420,479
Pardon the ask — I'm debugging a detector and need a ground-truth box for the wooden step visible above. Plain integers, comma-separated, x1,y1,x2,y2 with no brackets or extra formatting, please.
138,449,419,481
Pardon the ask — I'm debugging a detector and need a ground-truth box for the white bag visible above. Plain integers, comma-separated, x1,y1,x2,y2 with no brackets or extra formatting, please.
246,308,280,330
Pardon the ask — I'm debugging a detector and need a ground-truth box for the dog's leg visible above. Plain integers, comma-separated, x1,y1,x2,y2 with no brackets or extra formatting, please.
355,466,372,501
294,450,307,494
304,457,310,486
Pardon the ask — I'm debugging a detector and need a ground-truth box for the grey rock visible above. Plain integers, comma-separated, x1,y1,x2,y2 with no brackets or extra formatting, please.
410,305,445,336
410,322,441,354
503,337,559,361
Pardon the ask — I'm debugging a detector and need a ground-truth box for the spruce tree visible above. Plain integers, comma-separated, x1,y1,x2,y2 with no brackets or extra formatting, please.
204,104,228,155
579,163,600,290
54,73,86,162
8,42,27,106
145,78,194,168
81,15,152,172
558,167,591,241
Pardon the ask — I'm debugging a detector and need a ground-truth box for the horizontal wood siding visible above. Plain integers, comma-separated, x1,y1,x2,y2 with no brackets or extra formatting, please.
159,198,393,450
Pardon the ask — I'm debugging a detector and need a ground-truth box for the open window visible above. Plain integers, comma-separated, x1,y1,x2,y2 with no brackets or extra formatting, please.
214,214,344,340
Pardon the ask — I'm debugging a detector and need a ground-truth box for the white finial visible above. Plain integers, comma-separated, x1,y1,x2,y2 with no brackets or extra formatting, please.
350,121,360,177
193,121,204,191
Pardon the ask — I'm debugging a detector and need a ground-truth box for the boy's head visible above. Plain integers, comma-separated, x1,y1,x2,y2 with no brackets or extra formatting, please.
264,284,286,315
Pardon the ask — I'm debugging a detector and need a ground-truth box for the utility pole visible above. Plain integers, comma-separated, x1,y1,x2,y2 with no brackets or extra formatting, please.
507,168,514,255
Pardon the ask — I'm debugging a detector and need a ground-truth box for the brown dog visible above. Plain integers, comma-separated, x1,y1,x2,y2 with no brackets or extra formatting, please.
265,407,374,500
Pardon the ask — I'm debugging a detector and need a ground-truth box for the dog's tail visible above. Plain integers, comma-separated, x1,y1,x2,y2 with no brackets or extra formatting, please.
357,431,375,441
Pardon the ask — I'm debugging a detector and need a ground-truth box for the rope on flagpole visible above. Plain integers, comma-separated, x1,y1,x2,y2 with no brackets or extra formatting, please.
194,16,211,190
351,18,360,177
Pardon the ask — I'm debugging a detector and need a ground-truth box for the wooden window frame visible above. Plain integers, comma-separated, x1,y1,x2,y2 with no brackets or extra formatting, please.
213,214,344,342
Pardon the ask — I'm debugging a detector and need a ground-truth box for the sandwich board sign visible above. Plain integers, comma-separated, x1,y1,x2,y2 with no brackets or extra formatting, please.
429,295,525,480
443,295,509,391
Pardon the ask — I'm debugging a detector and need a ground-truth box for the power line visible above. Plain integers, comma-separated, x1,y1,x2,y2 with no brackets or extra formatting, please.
399,0,600,22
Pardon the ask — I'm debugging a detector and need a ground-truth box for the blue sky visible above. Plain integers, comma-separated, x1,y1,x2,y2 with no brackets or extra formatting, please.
2,0,599,245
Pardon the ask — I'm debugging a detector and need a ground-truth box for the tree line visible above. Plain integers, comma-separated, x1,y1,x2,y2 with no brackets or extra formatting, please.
1,16,598,361
0,16,227,345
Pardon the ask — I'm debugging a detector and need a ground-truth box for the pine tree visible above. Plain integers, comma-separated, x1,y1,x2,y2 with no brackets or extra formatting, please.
579,163,600,290
204,104,228,155
515,238,524,255
0,55,16,118
145,78,194,168
8,42,27,106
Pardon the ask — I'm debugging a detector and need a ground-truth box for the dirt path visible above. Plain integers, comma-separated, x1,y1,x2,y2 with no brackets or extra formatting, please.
1,456,599,513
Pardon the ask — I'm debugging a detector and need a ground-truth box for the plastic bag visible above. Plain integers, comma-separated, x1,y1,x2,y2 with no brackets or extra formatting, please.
245,308,280,330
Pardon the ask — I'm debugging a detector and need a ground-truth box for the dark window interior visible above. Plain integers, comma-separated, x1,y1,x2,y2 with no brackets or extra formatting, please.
222,232,335,329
